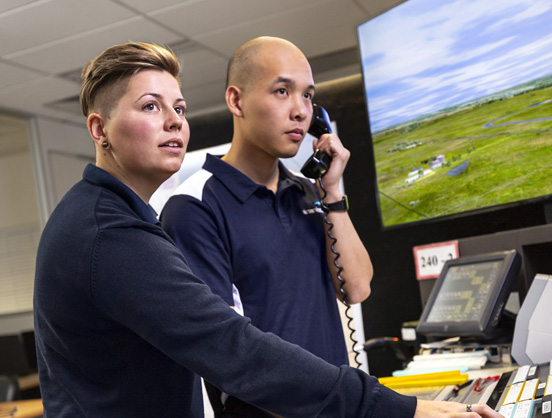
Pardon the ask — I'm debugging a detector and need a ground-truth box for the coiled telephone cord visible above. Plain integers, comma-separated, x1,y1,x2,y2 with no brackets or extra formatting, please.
317,178,362,369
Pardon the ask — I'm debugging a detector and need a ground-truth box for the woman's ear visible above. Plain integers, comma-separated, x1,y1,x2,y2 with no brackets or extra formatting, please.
225,86,243,117
87,113,107,147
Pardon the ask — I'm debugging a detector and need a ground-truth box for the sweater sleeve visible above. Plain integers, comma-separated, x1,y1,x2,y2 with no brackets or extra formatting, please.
92,224,417,418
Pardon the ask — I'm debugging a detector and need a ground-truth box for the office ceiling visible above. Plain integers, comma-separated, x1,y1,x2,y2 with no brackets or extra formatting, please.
0,0,404,154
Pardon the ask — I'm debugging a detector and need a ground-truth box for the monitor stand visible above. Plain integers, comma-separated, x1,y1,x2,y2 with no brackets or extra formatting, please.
459,310,516,346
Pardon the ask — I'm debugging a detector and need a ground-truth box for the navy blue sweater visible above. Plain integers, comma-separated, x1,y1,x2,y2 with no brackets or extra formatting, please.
34,164,417,417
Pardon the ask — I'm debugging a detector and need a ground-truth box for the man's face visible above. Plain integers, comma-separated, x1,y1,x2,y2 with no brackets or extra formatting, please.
239,44,315,161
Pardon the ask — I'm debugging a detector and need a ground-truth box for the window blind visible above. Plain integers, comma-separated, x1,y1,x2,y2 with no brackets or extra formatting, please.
0,223,40,315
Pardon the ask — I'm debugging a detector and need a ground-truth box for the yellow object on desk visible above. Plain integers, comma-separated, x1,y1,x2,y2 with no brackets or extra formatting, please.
0,399,43,418
379,370,469,389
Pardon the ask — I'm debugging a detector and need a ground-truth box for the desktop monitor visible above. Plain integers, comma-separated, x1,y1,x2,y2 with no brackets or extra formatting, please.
416,250,521,339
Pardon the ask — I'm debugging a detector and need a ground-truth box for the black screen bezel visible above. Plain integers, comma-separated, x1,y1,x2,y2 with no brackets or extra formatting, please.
416,250,521,338
355,0,552,231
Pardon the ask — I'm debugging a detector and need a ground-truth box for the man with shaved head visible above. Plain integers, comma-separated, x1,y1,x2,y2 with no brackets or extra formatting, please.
162,35,373,416
161,37,502,418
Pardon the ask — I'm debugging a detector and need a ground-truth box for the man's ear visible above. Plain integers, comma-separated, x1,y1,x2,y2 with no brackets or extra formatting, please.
87,113,107,147
225,86,243,117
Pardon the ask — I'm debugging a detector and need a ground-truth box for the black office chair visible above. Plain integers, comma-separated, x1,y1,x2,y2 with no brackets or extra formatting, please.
0,334,31,377
363,336,417,378
0,332,36,401
21,330,38,373
0,375,19,402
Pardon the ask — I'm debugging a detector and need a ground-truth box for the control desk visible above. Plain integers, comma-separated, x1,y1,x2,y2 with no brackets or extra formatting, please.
386,360,551,418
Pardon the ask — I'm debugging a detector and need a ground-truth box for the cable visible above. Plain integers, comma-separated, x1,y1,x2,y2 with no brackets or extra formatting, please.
317,176,363,369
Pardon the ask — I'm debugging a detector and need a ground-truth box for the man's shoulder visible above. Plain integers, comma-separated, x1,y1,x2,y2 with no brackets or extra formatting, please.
171,169,215,201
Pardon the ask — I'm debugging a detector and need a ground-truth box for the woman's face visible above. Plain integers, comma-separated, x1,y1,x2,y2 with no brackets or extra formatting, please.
101,69,189,194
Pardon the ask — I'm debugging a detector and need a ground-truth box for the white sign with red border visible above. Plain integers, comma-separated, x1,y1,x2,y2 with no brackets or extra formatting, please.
413,241,459,280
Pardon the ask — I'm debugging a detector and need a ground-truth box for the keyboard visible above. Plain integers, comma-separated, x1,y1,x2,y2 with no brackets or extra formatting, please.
398,351,490,375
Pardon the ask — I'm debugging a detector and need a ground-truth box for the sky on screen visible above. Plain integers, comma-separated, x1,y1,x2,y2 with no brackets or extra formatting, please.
358,0,552,132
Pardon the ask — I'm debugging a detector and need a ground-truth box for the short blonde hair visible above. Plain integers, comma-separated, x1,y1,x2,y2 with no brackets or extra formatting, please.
80,42,181,117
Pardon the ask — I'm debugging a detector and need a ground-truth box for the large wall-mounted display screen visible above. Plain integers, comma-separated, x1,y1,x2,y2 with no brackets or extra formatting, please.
357,0,552,228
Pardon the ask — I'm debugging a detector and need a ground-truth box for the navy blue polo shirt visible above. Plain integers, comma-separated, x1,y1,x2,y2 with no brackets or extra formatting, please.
161,154,349,367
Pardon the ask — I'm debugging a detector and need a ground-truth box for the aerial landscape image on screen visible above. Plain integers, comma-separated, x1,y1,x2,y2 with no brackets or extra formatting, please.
358,0,552,227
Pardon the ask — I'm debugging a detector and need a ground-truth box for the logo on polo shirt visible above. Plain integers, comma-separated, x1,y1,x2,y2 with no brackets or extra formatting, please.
302,207,324,215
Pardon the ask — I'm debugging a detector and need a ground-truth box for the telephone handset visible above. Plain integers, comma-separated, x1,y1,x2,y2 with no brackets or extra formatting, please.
299,105,363,369
300,104,333,179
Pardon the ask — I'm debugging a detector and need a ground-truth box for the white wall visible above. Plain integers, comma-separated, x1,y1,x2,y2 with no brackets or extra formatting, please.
0,152,39,228
0,117,93,334
30,117,94,221
0,152,40,332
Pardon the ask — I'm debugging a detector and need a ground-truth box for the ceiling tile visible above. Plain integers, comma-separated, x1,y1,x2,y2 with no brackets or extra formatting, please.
354,0,407,18
0,76,79,119
0,62,42,89
0,0,379,123
5,16,185,75
149,0,320,37
176,48,228,88
194,0,369,57
0,0,38,14
116,0,188,14
0,0,135,55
